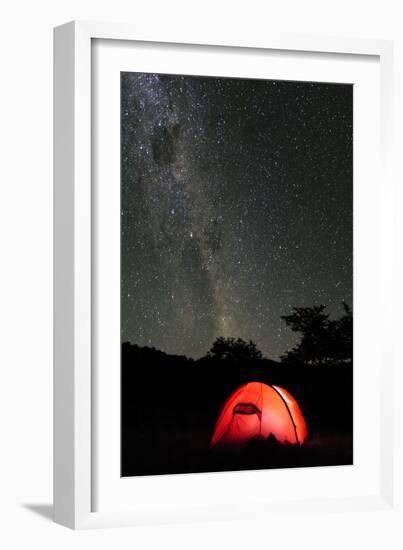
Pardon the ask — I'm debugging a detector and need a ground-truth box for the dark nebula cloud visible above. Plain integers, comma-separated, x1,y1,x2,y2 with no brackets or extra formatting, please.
121,73,352,359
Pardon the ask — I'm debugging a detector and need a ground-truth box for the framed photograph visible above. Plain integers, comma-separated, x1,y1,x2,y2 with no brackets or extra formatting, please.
54,21,399,533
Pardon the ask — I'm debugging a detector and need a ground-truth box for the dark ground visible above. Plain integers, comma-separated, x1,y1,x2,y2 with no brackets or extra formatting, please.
121,343,353,477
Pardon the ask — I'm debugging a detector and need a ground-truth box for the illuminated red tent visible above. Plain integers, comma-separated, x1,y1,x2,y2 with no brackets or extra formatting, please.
210,382,308,448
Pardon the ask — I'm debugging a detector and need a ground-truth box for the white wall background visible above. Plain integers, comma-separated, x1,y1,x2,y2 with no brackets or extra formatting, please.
0,0,402,548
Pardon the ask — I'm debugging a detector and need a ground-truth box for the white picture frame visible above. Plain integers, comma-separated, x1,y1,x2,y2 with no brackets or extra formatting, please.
54,20,399,534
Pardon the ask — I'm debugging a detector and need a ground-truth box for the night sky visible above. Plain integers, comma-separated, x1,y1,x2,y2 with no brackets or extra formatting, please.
121,73,352,360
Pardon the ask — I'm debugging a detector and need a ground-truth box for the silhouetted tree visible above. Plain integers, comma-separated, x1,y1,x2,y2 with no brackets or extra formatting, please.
331,302,353,362
281,303,352,366
207,337,263,362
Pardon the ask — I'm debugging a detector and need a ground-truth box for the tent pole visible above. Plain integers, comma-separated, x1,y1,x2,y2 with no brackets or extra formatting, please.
271,385,300,445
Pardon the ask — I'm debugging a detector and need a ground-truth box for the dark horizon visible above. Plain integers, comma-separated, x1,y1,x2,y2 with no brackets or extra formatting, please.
122,298,353,366
121,73,353,360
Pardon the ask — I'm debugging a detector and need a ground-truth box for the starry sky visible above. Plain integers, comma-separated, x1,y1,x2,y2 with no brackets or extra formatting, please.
121,73,352,360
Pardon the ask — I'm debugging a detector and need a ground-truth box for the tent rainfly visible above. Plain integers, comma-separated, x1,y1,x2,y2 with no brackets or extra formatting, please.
210,382,308,448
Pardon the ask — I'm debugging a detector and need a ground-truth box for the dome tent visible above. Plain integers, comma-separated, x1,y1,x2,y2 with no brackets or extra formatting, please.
210,382,308,448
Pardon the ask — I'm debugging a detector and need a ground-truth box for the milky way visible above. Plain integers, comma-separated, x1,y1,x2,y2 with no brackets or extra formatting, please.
121,73,352,359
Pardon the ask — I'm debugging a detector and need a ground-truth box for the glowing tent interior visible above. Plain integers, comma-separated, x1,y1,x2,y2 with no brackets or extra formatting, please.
210,382,308,448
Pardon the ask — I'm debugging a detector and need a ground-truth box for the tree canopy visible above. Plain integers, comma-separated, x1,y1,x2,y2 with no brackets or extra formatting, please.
207,336,263,362
281,302,352,366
